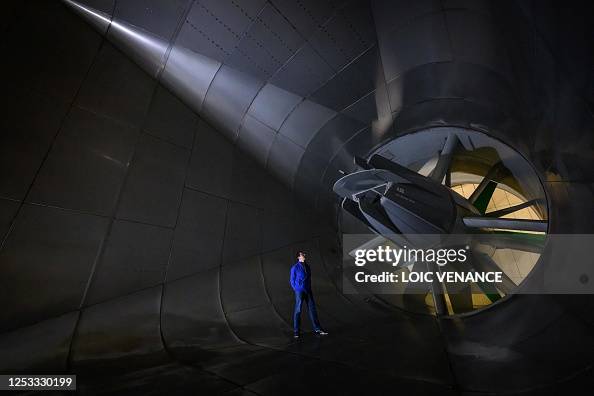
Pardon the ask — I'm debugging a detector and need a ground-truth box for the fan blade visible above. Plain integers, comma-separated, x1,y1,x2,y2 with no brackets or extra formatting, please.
477,231,545,253
341,198,372,229
463,217,547,232
368,155,445,197
472,252,517,294
381,183,454,234
354,156,371,170
450,259,501,303
332,169,404,199
427,261,448,315
429,133,459,182
358,193,400,235
471,181,497,214
453,255,501,302
485,199,543,218
468,162,507,213
403,261,434,314
440,263,474,313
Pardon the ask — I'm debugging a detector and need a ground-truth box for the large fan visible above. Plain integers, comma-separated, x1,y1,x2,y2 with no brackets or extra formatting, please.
334,130,547,315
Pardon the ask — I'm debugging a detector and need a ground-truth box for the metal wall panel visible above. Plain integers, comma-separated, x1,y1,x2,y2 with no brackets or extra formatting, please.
143,85,197,149
160,45,222,112
237,114,278,166
247,83,302,131
167,188,227,281
226,303,292,347
269,43,334,97
278,100,336,148
185,120,233,198
221,256,269,313
202,65,264,140
222,202,262,264
84,220,172,305
162,269,240,352
229,149,266,208
63,0,115,34
372,0,440,35
112,0,189,41
0,311,79,373
226,3,304,80
310,46,379,111
75,43,156,127
8,0,104,101
0,89,69,200
116,134,190,228
0,205,109,332
176,0,265,63
385,62,517,117
71,286,168,370
0,199,19,241
266,134,305,188
377,13,452,82
27,107,138,216
445,10,511,78
308,0,376,71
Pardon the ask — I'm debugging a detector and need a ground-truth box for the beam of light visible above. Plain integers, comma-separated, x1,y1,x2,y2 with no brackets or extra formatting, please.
63,0,112,30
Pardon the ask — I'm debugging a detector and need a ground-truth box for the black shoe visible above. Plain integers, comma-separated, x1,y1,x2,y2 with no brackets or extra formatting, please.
293,333,300,339
315,329,328,336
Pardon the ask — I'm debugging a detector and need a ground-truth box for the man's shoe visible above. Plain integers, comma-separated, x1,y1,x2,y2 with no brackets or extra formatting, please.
293,333,300,339
315,330,328,336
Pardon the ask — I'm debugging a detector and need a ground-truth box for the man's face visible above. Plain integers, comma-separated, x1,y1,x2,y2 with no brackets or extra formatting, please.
298,253,306,262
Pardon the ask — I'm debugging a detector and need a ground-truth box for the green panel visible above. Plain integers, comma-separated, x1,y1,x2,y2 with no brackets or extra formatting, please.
492,230,546,246
473,181,497,214
484,291,502,303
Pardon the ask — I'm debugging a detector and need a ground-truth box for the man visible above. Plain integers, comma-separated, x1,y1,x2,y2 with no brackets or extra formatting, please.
289,251,328,338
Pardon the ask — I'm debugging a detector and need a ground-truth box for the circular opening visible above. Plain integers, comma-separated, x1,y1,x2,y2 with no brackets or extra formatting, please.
338,127,548,316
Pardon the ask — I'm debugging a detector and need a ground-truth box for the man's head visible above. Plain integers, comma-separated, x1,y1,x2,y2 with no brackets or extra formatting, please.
297,251,306,263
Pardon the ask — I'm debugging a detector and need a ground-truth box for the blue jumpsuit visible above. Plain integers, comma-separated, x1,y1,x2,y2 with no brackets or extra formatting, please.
289,261,321,333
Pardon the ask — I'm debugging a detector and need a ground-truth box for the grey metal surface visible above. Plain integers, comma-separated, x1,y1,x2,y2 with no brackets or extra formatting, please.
27,107,139,216
247,83,301,131
167,188,227,281
116,134,190,228
71,286,169,370
75,43,156,126
0,204,110,332
0,312,79,373
0,0,592,394
143,85,197,148
0,88,71,201
0,199,19,241
201,65,264,141
84,219,172,305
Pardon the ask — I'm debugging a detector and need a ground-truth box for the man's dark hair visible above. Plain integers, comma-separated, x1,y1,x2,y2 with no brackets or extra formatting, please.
296,251,306,258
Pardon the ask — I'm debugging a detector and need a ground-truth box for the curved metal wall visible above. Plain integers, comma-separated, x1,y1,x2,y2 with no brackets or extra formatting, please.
0,0,593,394
1,3,450,394
61,0,390,220
369,1,594,393
374,1,594,392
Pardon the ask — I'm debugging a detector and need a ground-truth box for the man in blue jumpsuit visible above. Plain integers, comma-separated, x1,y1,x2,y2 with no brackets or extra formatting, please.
290,251,328,338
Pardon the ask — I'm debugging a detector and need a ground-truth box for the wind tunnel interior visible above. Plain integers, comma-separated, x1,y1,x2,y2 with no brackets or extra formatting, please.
0,0,593,395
